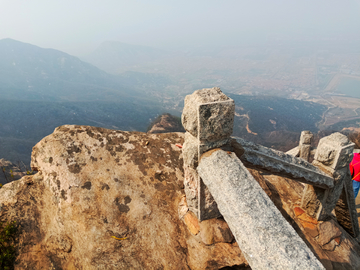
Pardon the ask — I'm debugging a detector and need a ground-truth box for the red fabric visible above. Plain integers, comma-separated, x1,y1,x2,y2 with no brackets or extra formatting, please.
350,153,360,182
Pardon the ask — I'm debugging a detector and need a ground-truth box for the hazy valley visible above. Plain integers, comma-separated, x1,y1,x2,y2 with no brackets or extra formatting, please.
0,38,360,178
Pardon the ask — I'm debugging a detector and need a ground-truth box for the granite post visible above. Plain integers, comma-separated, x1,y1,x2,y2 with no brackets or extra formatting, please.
181,87,235,220
299,131,313,161
301,133,359,237
286,130,313,161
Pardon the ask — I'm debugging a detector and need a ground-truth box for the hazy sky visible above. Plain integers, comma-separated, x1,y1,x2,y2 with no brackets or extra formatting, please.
0,0,359,56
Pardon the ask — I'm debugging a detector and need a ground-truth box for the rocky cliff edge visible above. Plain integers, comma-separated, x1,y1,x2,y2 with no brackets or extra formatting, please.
0,125,247,269
1,125,360,269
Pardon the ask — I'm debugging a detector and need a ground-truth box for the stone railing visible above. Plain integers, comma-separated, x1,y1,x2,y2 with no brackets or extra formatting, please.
181,87,359,269
198,148,324,270
286,130,314,161
182,87,234,221
301,133,358,236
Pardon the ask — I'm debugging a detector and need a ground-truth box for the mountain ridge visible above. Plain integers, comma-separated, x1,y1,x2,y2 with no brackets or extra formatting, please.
0,38,147,101
82,40,172,74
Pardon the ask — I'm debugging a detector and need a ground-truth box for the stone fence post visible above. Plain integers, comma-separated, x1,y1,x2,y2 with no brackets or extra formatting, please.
181,87,235,221
299,131,313,161
286,130,313,161
301,132,359,237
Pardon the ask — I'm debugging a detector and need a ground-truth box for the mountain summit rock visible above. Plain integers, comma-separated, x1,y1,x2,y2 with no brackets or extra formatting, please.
0,124,360,269
0,125,247,269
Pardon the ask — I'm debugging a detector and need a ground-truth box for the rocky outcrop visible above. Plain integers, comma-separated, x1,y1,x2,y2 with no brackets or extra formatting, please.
1,124,360,269
147,113,185,134
247,166,360,269
0,125,247,269
0,158,28,185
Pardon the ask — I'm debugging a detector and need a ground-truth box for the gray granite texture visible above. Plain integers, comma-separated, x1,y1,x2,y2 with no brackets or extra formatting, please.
300,130,313,144
299,131,312,161
314,132,354,170
182,132,199,168
198,100,234,142
335,169,360,237
234,137,333,189
182,132,200,214
198,149,325,270
301,132,358,235
299,144,311,161
286,146,300,157
181,87,234,141
181,87,234,220
301,184,328,219
183,166,198,214
182,131,226,220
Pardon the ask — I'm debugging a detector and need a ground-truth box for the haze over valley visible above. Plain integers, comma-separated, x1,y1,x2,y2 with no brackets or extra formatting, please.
0,0,360,174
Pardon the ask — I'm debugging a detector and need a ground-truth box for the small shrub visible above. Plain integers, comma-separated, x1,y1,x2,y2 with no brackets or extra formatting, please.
0,221,17,270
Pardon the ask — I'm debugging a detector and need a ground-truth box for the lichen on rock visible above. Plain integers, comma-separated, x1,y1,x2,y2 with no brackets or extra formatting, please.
0,125,247,269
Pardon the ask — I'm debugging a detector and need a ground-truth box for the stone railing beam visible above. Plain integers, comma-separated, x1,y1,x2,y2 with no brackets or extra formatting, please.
301,132,359,237
234,137,333,189
198,149,325,270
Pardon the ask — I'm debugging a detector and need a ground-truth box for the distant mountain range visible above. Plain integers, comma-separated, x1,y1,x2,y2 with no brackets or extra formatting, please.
0,38,177,164
82,41,172,74
0,38,150,102
0,38,338,166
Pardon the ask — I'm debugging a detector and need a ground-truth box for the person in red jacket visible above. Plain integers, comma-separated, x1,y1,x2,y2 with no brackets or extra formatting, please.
350,152,360,198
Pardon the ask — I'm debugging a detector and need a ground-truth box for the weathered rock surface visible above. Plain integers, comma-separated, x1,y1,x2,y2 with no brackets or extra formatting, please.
182,87,234,221
314,132,354,170
147,113,185,134
246,166,360,269
0,158,27,185
300,131,313,145
317,219,342,247
301,132,359,237
199,218,234,245
235,137,334,189
2,124,360,269
182,87,234,142
298,131,313,161
0,125,247,270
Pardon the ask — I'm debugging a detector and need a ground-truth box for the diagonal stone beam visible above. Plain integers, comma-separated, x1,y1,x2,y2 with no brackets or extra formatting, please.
234,137,333,189
198,149,325,270
286,146,300,157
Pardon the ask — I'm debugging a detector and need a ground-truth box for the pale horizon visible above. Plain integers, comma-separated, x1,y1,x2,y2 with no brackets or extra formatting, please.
1,0,359,56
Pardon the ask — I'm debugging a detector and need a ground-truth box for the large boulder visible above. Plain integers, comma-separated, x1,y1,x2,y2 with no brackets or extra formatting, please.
0,125,247,269
1,125,360,269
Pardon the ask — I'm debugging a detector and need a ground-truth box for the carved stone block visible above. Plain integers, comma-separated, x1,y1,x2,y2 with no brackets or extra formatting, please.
182,132,199,168
299,144,311,161
302,132,358,232
198,100,235,143
181,87,234,221
182,87,231,138
314,132,354,170
300,130,313,145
